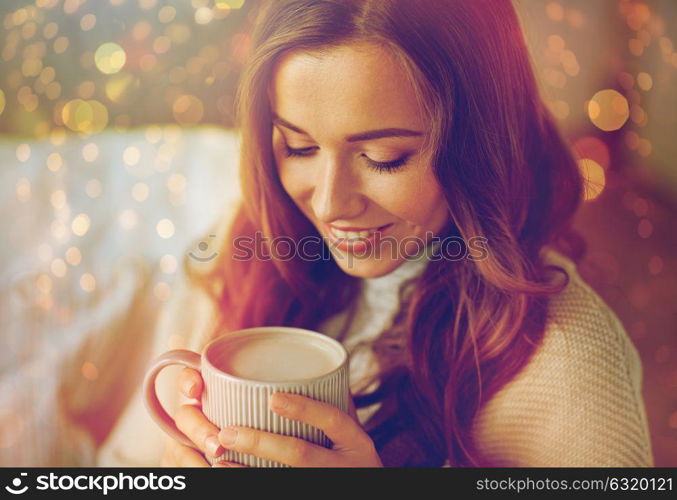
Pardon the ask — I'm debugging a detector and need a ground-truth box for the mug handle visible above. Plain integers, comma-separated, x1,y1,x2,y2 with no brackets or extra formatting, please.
143,349,202,449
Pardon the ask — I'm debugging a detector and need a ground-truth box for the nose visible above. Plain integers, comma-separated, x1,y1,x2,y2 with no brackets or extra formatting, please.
311,155,365,224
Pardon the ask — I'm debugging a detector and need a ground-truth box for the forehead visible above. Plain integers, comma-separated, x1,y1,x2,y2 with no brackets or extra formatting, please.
268,43,426,134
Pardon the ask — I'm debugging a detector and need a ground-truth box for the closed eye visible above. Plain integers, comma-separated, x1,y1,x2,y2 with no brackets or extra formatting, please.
283,146,409,173
283,146,316,158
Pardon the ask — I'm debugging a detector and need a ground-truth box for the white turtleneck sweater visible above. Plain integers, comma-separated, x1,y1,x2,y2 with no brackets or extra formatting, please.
96,245,654,467
318,249,431,426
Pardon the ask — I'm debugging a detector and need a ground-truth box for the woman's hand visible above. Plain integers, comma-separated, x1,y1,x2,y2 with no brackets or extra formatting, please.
166,367,383,467
160,367,243,467
217,391,383,467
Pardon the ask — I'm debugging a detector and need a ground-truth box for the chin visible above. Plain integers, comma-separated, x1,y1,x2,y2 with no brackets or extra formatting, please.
333,255,397,279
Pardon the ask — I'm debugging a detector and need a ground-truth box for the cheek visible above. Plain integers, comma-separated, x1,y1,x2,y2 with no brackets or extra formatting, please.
374,168,447,227
276,160,313,205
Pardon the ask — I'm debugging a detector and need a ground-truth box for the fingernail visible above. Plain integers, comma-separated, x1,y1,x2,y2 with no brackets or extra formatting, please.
219,427,238,446
205,435,224,457
271,393,289,410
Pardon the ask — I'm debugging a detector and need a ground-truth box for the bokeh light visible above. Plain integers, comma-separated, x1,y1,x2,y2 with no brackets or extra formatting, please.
158,6,176,24
16,144,31,162
132,182,149,202
167,173,187,193
50,190,66,209
172,95,204,125
546,2,565,22
637,218,653,239
636,72,653,91
80,14,96,32
71,213,91,237
587,89,630,132
94,42,126,75
46,152,62,172
194,7,214,25
104,73,138,104
50,258,67,278
648,256,664,275
15,178,31,202
156,218,175,239
578,158,606,201
82,143,99,162
79,273,96,293
61,99,109,134
123,146,141,166
65,246,82,266
217,0,247,9
53,36,69,54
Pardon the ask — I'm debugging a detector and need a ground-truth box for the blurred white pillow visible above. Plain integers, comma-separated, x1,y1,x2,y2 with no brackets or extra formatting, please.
0,125,242,465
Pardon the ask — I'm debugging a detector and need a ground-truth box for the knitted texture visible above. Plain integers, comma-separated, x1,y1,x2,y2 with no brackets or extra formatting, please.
470,250,654,466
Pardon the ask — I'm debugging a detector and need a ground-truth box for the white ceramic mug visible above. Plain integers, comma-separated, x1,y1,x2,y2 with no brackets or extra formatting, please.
143,326,350,467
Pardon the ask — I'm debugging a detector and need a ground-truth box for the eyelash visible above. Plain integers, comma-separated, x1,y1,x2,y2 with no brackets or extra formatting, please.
283,146,409,173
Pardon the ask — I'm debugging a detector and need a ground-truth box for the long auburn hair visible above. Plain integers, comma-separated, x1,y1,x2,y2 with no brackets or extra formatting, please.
187,0,585,466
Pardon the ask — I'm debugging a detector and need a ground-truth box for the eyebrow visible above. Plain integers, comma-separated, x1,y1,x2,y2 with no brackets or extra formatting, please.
271,113,424,142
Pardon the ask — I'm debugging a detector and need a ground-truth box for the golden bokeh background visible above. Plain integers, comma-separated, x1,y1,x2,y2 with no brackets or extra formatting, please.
1,0,252,134
0,0,675,466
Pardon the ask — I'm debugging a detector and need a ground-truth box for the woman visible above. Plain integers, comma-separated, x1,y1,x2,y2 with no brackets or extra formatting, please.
99,0,653,467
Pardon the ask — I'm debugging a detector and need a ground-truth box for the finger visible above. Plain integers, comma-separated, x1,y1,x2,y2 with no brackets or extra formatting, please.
218,426,333,467
161,437,177,467
269,393,370,452
212,461,247,468
175,403,225,458
179,367,203,399
171,442,211,467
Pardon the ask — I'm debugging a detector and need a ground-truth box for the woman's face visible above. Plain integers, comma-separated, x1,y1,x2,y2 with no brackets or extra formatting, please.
269,42,449,278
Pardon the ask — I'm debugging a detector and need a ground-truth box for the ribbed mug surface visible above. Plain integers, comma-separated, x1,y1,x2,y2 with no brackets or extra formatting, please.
201,327,349,468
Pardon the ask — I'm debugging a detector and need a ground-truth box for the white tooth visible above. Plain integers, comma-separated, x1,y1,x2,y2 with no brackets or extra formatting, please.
332,227,376,239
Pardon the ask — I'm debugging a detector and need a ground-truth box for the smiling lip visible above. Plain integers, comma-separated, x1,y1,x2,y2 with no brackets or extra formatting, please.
325,222,392,233
323,222,394,252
